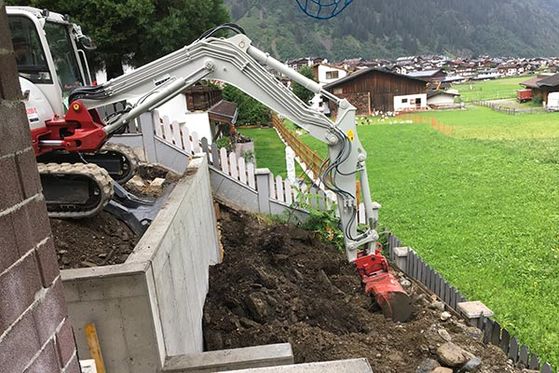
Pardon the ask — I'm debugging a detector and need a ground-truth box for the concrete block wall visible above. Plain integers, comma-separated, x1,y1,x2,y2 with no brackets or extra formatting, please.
130,156,221,360
62,157,220,373
0,4,79,372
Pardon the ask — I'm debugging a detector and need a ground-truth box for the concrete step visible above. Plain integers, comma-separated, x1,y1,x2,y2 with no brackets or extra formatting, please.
223,358,373,373
162,343,294,372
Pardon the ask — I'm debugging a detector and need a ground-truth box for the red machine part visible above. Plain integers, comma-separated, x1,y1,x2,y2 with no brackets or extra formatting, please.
31,100,107,156
354,243,412,322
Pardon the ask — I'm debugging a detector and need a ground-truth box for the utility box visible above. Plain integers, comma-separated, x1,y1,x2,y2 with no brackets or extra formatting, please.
516,89,532,103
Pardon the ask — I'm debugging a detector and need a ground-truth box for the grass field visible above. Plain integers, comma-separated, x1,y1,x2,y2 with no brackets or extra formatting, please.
246,107,559,366
453,76,529,102
239,127,305,178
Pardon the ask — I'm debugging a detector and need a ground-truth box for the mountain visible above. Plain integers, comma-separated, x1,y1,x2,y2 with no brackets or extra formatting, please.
224,0,559,60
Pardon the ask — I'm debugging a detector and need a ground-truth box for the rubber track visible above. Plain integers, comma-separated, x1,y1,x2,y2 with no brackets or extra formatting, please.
38,162,114,219
99,142,139,183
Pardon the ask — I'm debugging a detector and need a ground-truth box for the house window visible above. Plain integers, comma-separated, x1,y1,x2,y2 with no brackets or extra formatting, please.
402,98,408,104
326,71,339,79
334,88,343,95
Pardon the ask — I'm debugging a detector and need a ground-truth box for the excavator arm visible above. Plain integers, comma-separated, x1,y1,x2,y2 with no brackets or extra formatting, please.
70,27,411,320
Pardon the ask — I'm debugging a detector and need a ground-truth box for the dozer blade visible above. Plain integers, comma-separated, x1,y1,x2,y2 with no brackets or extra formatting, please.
355,248,412,322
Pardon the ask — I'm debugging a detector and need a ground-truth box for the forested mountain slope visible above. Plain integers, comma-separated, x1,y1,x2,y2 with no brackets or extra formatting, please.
224,0,559,59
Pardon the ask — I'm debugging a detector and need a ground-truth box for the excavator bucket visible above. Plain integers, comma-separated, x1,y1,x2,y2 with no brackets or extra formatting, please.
354,247,412,322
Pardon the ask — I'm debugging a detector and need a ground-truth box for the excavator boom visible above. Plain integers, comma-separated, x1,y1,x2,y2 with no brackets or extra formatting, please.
70,25,411,320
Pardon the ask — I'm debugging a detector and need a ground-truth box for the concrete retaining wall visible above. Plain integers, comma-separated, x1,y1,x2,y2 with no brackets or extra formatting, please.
61,157,220,372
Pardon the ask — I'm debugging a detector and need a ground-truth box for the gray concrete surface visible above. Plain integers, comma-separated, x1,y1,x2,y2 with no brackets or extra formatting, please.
163,343,294,372
61,157,220,373
223,358,373,372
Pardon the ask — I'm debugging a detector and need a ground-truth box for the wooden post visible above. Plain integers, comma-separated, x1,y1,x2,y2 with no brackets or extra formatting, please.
85,323,106,373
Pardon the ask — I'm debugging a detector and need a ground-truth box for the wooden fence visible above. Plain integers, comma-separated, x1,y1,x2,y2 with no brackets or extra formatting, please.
473,100,544,115
271,114,324,180
386,235,554,373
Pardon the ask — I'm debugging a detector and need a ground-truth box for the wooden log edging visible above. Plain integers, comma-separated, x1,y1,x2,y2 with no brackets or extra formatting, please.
386,234,554,373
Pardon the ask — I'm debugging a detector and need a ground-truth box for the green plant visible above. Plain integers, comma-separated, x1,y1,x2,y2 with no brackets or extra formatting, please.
292,65,315,104
215,136,232,151
532,95,543,105
242,150,255,164
223,85,271,126
300,206,344,251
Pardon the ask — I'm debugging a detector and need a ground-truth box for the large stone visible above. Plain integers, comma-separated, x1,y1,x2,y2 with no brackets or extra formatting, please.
415,358,440,373
436,342,470,367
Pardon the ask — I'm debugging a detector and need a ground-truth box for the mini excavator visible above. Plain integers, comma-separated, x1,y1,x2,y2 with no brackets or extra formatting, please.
6,7,411,321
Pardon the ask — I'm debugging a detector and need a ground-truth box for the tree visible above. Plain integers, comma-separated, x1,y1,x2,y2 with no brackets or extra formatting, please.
222,85,271,126
9,0,229,78
292,65,315,104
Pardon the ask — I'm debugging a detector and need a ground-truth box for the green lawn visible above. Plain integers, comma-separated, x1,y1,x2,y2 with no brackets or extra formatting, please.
239,127,305,178
247,109,559,367
240,127,288,177
454,76,529,102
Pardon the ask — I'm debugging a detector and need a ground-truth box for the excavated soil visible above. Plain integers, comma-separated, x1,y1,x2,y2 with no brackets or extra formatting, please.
50,163,178,269
51,211,138,269
203,207,523,373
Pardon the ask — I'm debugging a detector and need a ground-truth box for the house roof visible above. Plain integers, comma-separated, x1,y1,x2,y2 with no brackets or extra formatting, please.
406,69,445,78
538,73,559,87
324,67,426,90
427,90,460,99
520,76,544,89
311,62,349,72
520,73,559,89
208,100,238,124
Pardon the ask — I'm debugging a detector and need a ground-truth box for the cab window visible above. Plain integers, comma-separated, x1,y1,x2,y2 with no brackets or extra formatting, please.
8,15,52,84
44,21,84,100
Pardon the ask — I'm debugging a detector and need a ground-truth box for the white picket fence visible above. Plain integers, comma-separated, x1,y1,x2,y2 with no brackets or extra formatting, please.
143,109,374,223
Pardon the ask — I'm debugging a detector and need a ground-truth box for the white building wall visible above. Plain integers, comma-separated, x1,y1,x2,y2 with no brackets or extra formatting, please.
317,65,348,85
427,94,456,107
394,93,428,112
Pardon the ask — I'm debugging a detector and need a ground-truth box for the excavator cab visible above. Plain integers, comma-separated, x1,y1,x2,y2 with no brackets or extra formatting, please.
7,7,92,117
6,7,146,227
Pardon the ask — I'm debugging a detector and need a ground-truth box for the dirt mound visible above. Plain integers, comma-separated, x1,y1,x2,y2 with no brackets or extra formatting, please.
51,211,138,269
203,207,522,373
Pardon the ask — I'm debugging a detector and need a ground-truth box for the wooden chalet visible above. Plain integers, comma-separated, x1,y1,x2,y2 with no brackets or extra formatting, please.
520,73,559,103
183,84,222,111
324,68,428,114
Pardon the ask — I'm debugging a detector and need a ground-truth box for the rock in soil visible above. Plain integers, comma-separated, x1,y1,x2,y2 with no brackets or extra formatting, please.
204,207,525,373
432,368,453,373
436,342,470,367
460,356,482,372
416,358,440,373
